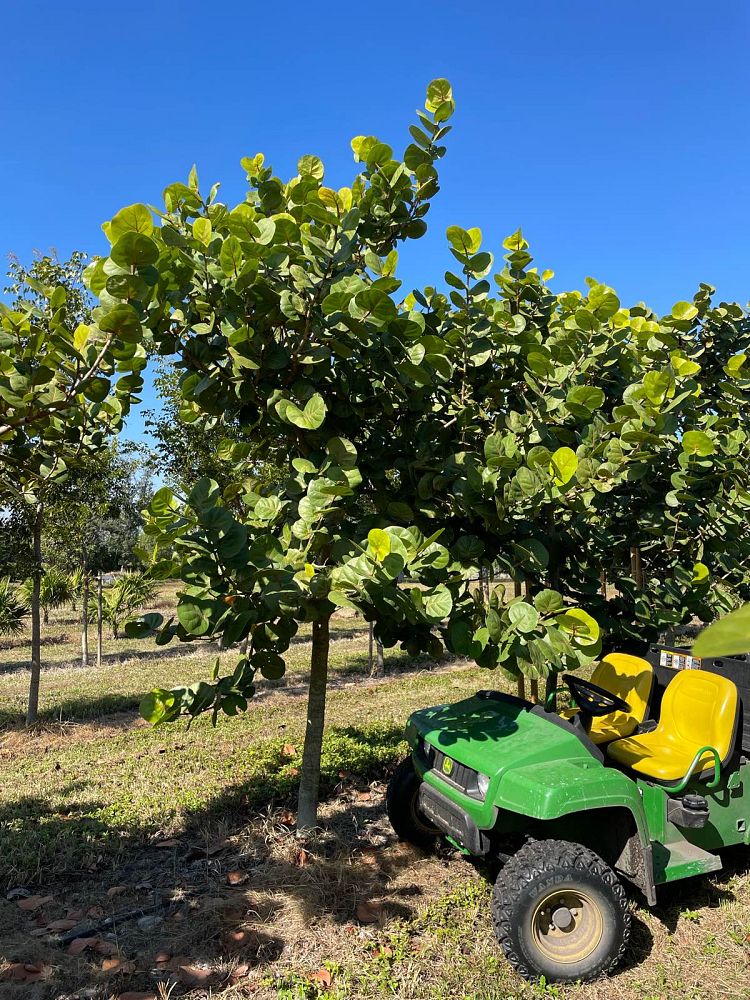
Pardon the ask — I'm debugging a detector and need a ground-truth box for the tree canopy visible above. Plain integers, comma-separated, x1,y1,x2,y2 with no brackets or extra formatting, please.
94,78,750,824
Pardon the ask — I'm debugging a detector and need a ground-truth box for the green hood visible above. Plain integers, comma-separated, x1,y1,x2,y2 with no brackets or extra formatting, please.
410,693,599,777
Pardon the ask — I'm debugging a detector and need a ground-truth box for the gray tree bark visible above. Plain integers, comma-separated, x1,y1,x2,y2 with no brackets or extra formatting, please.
296,615,330,830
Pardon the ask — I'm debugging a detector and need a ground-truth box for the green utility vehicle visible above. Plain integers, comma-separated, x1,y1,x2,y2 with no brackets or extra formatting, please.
387,646,750,982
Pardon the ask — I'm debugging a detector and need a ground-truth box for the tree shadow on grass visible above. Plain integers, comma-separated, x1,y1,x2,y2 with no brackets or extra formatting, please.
0,724,426,998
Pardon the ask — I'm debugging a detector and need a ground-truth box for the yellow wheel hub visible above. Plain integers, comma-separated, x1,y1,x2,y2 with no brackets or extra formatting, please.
530,888,603,965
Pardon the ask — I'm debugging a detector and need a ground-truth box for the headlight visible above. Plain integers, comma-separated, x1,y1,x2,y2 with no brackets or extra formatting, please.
477,773,490,799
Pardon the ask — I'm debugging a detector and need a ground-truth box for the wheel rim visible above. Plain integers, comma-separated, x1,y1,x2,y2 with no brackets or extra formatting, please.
530,888,604,965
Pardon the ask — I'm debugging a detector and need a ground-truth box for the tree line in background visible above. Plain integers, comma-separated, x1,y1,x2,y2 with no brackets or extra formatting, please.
1,80,748,828
0,252,153,720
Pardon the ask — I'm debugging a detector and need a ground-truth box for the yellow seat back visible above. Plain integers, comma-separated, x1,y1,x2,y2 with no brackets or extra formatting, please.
560,653,653,744
658,669,738,761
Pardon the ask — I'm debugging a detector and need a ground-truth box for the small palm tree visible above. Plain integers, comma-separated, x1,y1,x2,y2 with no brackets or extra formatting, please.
90,572,157,639
20,568,75,625
67,567,85,612
0,578,29,636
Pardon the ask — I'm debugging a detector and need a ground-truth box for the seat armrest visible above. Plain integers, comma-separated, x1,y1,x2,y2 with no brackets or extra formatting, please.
666,745,721,794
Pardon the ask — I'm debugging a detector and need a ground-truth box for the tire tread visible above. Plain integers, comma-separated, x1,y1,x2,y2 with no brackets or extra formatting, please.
491,837,630,982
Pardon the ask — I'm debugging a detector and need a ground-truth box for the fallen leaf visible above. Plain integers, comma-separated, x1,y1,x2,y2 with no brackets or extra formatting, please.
282,743,297,757
86,905,105,919
312,968,332,987
119,993,158,1000
229,962,250,983
152,839,179,849
294,848,309,868
107,885,128,898
66,908,85,921
17,894,53,911
177,963,217,987
279,809,295,825
101,957,122,972
154,950,171,964
94,939,119,956
226,869,248,886
358,848,380,868
47,918,78,931
224,928,256,951
0,962,48,983
355,900,383,924
68,936,100,956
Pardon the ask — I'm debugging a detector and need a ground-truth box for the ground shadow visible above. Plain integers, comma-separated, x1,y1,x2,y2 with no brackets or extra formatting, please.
0,724,425,998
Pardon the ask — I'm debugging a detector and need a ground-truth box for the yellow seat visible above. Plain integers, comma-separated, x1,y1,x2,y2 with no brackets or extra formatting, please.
607,669,738,782
559,653,654,745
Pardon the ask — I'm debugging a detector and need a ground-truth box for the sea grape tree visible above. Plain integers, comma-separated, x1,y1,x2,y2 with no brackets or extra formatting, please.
0,253,145,721
110,80,469,827
385,228,750,662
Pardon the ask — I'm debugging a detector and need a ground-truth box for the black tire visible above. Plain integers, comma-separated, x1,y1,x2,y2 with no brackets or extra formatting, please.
386,757,438,850
491,838,630,983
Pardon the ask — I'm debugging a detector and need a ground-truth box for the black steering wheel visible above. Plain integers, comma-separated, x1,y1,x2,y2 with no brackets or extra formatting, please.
563,674,630,717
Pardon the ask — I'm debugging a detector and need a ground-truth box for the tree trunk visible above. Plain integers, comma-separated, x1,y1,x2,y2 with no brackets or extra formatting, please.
81,569,89,667
544,673,557,712
26,505,43,726
96,573,103,668
297,615,330,830
369,623,384,678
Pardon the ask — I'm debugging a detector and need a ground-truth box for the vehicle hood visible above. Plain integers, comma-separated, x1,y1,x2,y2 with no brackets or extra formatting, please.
410,694,600,777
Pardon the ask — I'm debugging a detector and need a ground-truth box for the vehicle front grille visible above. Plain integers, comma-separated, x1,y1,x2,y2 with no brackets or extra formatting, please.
430,748,482,799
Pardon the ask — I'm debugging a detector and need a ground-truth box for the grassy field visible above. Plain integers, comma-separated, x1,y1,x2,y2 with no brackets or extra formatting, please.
0,592,748,1000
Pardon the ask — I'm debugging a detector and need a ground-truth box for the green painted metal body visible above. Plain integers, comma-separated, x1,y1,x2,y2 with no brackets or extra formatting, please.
407,693,750,900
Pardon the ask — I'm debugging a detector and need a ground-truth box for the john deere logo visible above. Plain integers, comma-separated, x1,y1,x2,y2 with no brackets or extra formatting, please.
442,756,454,776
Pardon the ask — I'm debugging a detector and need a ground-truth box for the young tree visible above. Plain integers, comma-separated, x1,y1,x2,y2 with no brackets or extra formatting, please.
0,251,144,722
108,82,596,826
103,80,463,827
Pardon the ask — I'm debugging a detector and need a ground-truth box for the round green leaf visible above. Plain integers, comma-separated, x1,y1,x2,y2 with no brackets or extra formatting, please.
671,301,699,322
326,437,357,469
682,430,715,456
178,600,210,636
298,154,324,180
423,585,453,621
109,203,153,241
508,602,540,633
110,232,160,269
550,447,578,485
556,607,600,645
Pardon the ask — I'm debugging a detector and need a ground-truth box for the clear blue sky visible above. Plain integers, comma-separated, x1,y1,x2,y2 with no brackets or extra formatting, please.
3,1,748,446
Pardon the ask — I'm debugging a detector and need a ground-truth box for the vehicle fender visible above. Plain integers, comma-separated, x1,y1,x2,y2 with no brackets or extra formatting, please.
495,758,649,840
